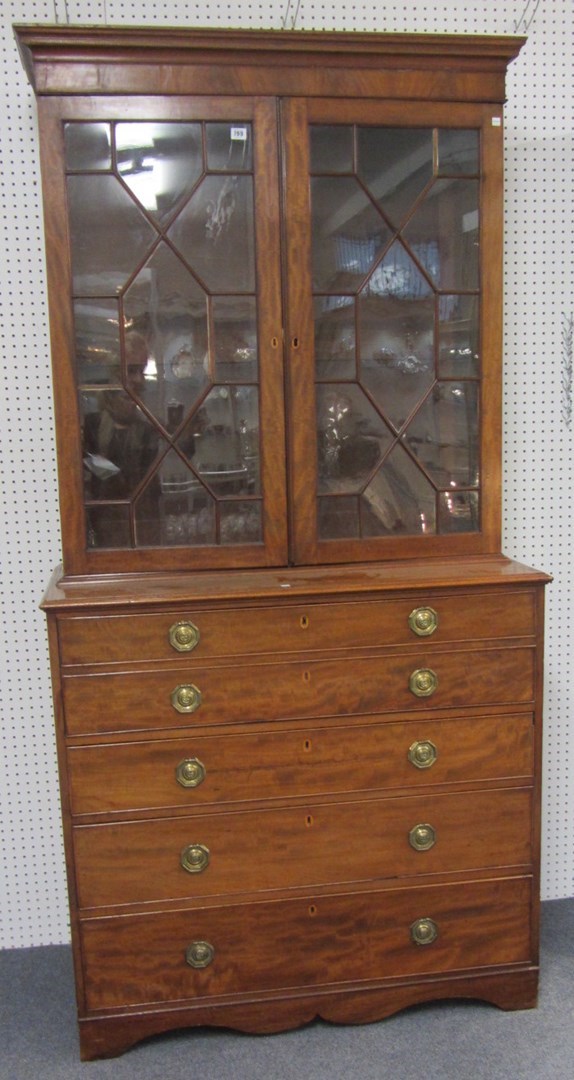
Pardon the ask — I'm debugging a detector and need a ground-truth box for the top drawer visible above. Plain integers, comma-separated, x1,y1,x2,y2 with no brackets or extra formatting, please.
57,589,536,667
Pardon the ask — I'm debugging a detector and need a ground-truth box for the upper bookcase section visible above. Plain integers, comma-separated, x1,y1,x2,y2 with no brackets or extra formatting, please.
15,25,525,102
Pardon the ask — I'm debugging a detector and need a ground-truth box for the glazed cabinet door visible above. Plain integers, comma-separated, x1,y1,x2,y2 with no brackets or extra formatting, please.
283,99,504,565
38,96,288,575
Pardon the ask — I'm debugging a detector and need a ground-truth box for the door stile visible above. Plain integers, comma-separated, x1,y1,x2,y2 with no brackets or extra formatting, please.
280,97,319,565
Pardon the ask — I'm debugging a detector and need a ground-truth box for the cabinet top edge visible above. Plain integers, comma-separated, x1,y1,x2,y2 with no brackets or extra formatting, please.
14,24,527,92
41,556,551,612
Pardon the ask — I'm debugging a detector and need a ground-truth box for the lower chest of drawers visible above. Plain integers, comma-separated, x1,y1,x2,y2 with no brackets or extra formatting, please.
46,577,544,1056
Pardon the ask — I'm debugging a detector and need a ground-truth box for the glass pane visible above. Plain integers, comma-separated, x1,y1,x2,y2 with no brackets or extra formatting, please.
359,243,435,431
359,302,434,432
74,299,120,385
220,501,262,544
213,296,258,382
184,386,260,496
314,296,356,380
124,242,209,425
148,449,210,548
81,389,163,501
206,123,253,171
438,129,479,175
67,175,156,295
361,446,436,536
316,384,393,494
318,495,360,540
439,295,479,377
310,126,354,173
402,179,479,290
64,122,111,170
86,505,131,549
311,177,392,292
357,127,433,229
439,490,480,533
168,175,255,292
402,382,479,488
116,123,203,223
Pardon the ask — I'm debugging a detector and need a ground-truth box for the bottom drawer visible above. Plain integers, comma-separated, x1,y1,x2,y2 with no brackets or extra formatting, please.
81,875,532,1011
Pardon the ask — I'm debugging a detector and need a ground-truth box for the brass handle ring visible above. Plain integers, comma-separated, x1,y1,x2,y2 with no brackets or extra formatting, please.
171,684,202,714
169,620,200,653
180,843,210,874
176,757,206,789
409,668,438,698
409,823,436,851
408,607,438,637
185,940,214,969
410,918,438,946
408,739,438,769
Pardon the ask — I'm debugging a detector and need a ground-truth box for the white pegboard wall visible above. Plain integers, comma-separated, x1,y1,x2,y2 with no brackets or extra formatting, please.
1,0,572,948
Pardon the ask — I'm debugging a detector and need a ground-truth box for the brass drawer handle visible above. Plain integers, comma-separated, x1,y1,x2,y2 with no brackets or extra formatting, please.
180,843,210,874
408,606,438,637
176,757,206,789
409,668,438,698
410,917,438,946
408,739,438,769
185,940,214,969
169,620,200,653
171,684,202,714
409,823,436,851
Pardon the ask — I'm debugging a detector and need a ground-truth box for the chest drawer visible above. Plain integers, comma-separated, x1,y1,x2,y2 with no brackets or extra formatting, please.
67,713,534,817
57,589,535,666
62,646,535,735
80,874,533,1011
73,787,532,908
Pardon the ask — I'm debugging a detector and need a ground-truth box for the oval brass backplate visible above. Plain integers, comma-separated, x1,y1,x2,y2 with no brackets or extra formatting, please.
180,843,210,874
408,739,438,770
185,940,214,969
169,620,200,653
409,823,436,852
171,684,202,714
409,668,438,698
408,606,438,637
176,757,206,789
410,917,438,946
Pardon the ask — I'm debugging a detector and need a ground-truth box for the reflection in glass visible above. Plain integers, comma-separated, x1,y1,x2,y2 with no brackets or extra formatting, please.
74,299,120,384
438,129,479,175
310,126,354,173
439,295,479,377
361,446,436,536
67,175,156,295
184,385,260,496
220,501,262,544
124,242,209,425
359,297,434,431
116,123,203,223
86,505,131,549
64,122,111,171
81,388,162,502
206,123,253,171
316,384,393,493
142,448,215,547
402,179,479,290
357,127,433,229
402,382,479,489
168,175,255,292
359,242,434,430
314,296,356,380
213,296,258,382
438,490,479,533
318,495,360,539
311,177,392,292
